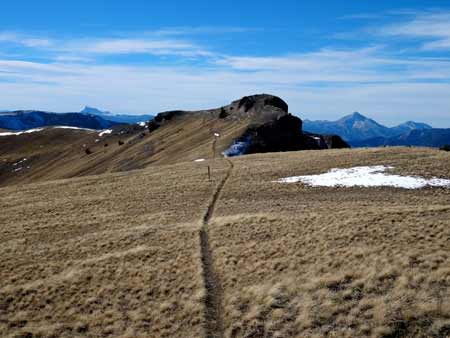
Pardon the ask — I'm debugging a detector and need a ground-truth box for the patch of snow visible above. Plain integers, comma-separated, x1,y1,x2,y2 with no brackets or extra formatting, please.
194,158,205,162
13,167,23,172
0,126,95,136
138,122,147,127
276,166,450,189
0,128,44,136
214,133,220,137
51,126,95,131
98,129,113,137
223,135,251,157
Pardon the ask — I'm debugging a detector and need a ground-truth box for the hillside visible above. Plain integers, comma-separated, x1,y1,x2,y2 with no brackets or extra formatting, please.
1,147,450,338
303,113,432,142
0,95,347,187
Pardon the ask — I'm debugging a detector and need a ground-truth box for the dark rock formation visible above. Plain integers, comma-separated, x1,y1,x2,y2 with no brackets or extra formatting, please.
223,109,349,156
236,95,287,114
145,93,349,156
147,120,159,132
154,110,185,123
219,108,228,119
227,94,288,122
147,110,186,133
244,114,304,153
321,135,350,149
220,95,349,156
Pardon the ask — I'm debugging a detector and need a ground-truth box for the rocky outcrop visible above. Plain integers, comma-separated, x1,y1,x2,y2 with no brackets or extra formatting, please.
321,135,350,149
231,115,349,155
223,94,289,123
243,114,304,153
219,95,349,156
145,94,349,156
234,94,288,116
147,110,185,132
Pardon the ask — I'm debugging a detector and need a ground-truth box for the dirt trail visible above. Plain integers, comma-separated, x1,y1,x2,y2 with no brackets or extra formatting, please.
200,158,233,338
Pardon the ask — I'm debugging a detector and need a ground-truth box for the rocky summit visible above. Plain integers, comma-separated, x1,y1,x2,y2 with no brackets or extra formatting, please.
147,94,349,156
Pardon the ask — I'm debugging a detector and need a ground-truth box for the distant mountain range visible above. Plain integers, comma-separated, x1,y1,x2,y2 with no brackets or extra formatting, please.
303,112,450,148
0,110,120,131
352,129,450,148
1,106,448,148
0,107,154,131
80,106,154,124
303,112,432,141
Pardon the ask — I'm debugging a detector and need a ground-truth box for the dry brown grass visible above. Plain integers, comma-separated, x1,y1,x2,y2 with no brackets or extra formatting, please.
1,147,450,338
209,147,450,338
0,161,229,338
0,113,249,187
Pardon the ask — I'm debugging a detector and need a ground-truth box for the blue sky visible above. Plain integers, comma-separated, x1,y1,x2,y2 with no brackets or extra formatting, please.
1,1,450,126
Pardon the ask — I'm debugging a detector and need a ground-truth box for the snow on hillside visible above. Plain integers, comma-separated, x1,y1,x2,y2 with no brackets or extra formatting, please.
98,129,113,136
0,126,95,136
277,166,450,189
0,128,44,136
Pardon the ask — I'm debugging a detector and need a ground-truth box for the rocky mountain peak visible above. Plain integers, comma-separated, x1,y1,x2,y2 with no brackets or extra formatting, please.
226,94,289,122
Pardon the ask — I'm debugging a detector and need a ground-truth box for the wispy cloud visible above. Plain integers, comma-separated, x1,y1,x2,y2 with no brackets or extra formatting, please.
60,38,212,57
52,55,93,63
379,11,450,51
1,41,450,126
0,15,450,126
0,31,214,58
0,32,53,48
217,47,450,84
0,26,257,58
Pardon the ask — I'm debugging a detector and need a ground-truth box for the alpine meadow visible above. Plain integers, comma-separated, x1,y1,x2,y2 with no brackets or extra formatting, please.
1,2,450,338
